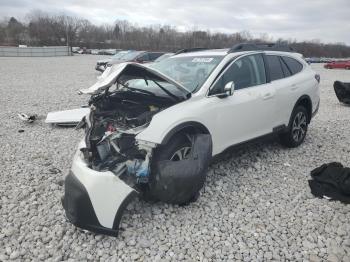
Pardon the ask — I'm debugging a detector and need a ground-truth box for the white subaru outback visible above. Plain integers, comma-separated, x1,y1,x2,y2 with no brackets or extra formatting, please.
62,43,320,236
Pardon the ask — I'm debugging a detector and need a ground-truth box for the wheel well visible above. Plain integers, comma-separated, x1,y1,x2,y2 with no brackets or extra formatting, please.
295,96,312,123
161,122,210,145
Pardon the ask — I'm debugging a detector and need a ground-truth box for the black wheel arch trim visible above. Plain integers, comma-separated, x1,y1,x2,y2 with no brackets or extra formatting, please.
161,121,211,145
292,95,313,123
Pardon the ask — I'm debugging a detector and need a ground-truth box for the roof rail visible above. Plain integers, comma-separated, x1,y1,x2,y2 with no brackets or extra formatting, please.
228,42,294,53
175,47,210,55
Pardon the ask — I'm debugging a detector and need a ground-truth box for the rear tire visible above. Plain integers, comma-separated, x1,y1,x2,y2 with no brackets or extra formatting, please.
279,106,309,148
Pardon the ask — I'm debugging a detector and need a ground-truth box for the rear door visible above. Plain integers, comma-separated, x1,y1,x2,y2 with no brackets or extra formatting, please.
339,61,348,69
334,62,344,69
269,54,306,125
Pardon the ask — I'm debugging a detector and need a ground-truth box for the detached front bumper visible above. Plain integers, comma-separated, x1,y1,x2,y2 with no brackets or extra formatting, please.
62,140,137,236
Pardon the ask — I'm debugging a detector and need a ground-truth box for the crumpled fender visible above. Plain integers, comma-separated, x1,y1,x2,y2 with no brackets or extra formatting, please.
334,81,350,105
150,134,212,204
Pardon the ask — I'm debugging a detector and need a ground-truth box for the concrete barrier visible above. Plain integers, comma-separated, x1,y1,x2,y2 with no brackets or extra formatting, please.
0,46,72,57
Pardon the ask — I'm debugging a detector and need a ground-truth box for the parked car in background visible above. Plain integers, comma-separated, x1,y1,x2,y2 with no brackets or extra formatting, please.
105,51,165,68
324,60,350,69
72,47,80,53
95,50,133,72
63,43,320,236
98,49,120,55
153,52,174,62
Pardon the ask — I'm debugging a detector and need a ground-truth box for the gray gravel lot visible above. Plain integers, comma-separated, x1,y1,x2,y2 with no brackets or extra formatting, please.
0,56,349,261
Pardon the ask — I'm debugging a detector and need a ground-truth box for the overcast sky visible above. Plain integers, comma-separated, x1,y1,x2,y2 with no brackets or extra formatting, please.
1,0,349,44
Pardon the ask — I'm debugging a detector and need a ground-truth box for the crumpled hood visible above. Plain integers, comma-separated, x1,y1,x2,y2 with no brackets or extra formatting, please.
79,62,191,98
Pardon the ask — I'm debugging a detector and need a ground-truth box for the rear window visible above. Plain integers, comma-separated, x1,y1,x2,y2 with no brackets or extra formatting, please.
121,51,144,60
149,52,163,60
138,53,150,61
281,56,303,75
266,55,284,81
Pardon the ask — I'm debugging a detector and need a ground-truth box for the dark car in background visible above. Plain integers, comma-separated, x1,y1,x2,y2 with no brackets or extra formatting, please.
324,60,350,70
95,50,134,72
106,51,165,68
153,52,174,62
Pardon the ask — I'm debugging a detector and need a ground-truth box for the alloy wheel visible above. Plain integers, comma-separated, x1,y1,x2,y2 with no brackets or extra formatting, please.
170,146,191,161
292,112,307,142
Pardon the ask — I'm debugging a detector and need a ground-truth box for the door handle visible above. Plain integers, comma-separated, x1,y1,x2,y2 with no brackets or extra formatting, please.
262,92,273,100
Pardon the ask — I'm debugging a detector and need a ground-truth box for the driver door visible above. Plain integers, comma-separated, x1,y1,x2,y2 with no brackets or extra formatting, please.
205,53,277,152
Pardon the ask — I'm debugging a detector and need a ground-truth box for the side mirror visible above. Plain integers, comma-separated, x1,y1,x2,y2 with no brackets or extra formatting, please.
223,81,235,96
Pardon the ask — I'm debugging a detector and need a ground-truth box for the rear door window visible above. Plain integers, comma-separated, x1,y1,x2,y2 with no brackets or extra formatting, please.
281,56,303,75
279,57,292,77
266,55,284,81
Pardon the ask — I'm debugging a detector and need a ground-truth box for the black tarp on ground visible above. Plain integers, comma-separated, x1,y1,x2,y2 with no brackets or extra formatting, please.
309,162,350,204
334,81,350,105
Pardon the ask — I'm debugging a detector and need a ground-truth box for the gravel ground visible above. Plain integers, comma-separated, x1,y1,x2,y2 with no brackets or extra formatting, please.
0,56,349,261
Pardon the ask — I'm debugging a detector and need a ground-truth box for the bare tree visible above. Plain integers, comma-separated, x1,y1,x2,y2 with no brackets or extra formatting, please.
1,11,349,58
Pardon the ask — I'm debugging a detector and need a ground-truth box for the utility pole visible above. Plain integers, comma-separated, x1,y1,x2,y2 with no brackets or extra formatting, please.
66,21,69,47
65,18,70,55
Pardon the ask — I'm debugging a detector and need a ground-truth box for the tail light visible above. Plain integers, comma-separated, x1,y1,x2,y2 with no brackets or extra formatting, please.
315,74,320,83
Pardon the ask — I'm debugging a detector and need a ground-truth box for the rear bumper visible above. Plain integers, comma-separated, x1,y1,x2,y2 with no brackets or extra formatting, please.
62,140,137,236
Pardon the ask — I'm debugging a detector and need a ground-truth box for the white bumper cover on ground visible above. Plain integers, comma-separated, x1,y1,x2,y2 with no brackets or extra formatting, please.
62,140,137,235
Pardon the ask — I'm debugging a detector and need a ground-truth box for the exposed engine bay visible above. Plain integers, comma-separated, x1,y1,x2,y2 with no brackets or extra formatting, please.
80,76,181,187
62,62,212,237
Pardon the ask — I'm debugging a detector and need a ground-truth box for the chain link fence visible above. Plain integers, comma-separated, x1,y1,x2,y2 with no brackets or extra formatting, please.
0,46,72,57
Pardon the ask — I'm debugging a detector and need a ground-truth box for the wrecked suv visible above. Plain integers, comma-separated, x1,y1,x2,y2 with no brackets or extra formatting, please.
62,43,320,236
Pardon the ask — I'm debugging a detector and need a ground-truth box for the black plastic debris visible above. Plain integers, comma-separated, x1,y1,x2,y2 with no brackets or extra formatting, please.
18,129,25,133
18,113,37,123
49,167,62,174
309,162,350,204
334,81,350,105
151,134,212,205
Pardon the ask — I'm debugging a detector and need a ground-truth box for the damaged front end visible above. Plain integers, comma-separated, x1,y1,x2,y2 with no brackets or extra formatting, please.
62,63,190,236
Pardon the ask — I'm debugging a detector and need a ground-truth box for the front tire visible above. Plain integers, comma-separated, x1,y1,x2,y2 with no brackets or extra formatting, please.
149,134,204,205
279,106,309,148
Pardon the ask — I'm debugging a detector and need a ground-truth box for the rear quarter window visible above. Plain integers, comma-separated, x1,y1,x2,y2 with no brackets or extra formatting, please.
281,56,303,75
